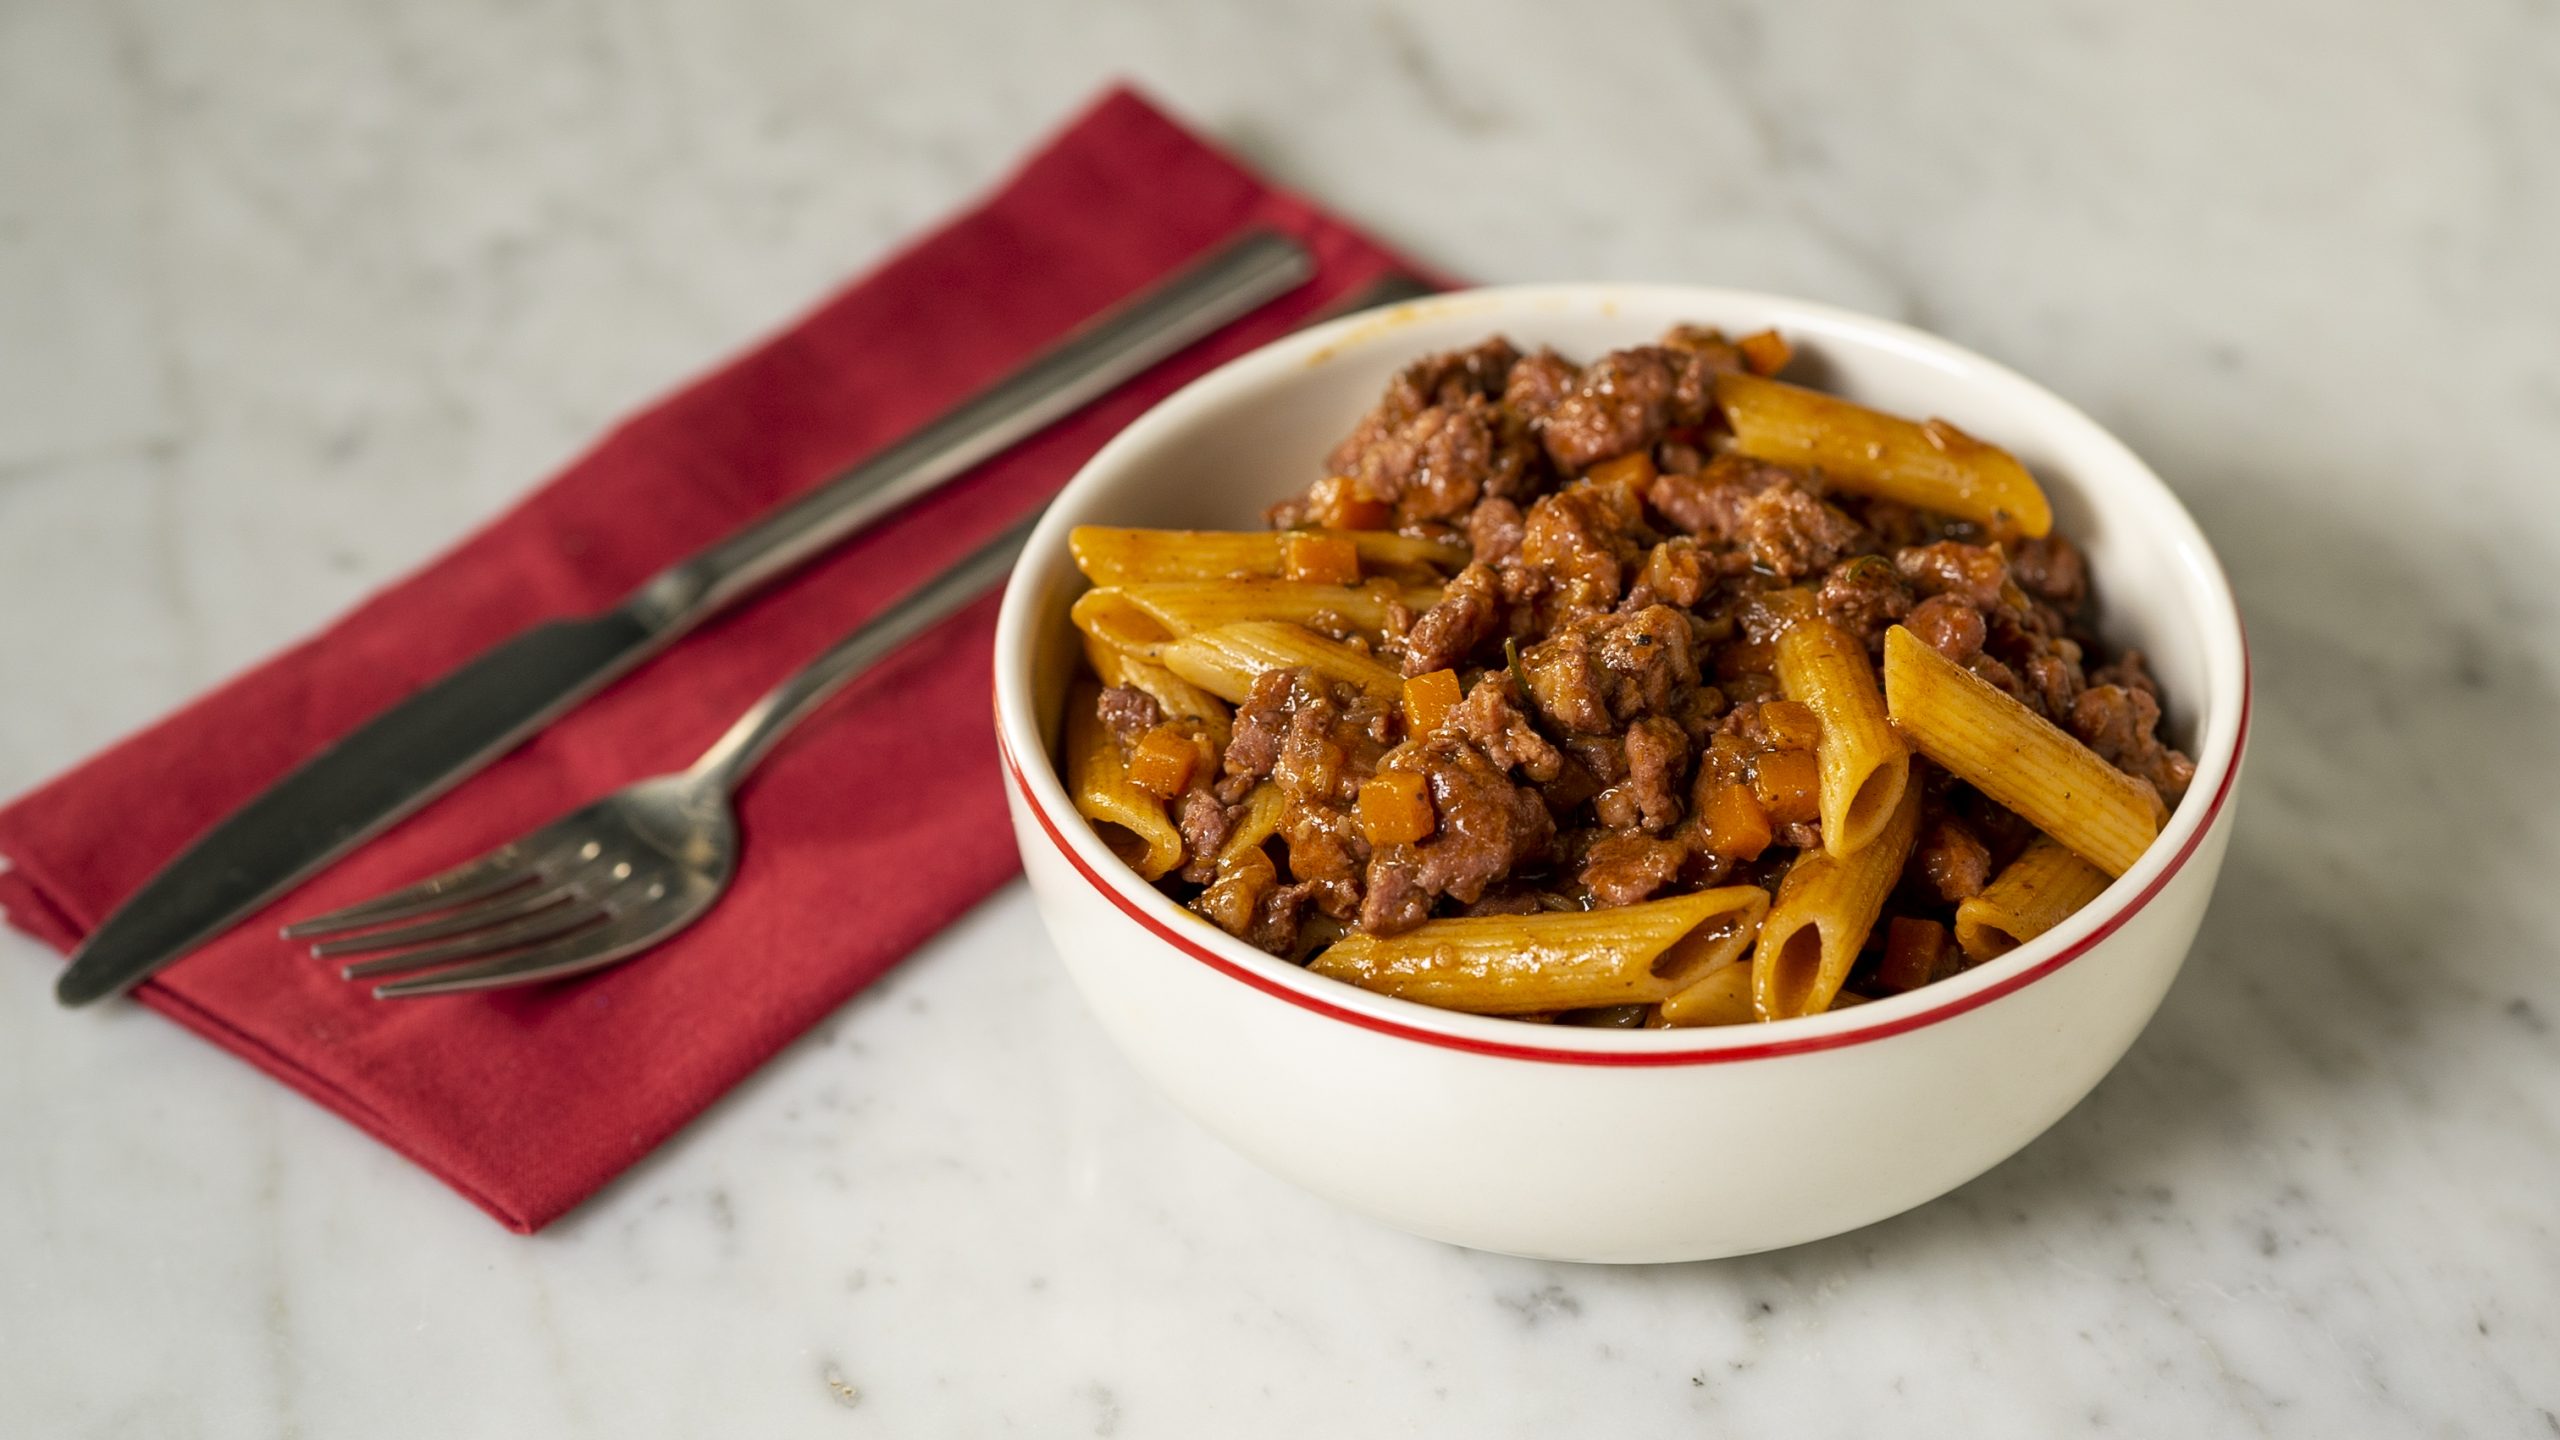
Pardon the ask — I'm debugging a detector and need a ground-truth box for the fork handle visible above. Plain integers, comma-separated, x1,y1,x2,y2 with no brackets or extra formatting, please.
684,517,1038,793
618,230,1311,636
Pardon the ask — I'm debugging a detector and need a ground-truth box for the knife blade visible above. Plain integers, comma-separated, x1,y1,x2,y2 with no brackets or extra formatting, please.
57,228,1316,1006
54,617,656,1007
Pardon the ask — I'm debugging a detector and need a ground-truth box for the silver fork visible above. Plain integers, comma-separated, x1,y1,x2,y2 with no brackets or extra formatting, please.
285,269,1438,999
283,518,1034,998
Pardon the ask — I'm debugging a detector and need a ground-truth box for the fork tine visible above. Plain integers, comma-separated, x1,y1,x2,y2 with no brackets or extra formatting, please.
370,907,683,999
306,884,584,960
283,853,536,940
284,821,608,938
336,904,607,980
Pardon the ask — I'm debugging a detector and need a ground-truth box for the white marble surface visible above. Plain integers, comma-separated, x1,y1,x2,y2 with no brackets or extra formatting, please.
5,0,2557,1433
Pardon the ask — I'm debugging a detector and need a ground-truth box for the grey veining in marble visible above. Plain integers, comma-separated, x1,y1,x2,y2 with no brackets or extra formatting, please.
4,0,2557,1435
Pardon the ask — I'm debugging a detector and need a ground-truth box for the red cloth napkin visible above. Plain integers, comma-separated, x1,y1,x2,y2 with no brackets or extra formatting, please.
0,87,1431,1233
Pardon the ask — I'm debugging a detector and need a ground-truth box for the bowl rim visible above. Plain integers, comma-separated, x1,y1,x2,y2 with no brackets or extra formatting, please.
993,282,2251,1065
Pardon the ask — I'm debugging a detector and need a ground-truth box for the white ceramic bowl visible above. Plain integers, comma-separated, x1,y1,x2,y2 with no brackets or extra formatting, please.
993,285,2248,1263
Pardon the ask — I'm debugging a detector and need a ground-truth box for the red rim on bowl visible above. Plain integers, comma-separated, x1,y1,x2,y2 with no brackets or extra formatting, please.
998,642,2245,1067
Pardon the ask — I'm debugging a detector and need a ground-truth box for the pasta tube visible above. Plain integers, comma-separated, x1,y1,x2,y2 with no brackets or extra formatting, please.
1068,527,1468,584
1161,621,1404,705
1954,835,2112,962
1082,635,1232,748
1775,617,1911,857
1063,682,1183,880
1111,580,1440,638
1656,955,1757,1027
1881,626,2161,876
1311,888,1768,1016
1715,372,2053,539
1752,782,1923,1020
1070,588,1174,662
1218,783,1287,865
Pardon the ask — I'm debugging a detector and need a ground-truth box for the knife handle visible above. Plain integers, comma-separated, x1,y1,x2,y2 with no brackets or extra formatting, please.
684,516,1038,793
618,229,1313,636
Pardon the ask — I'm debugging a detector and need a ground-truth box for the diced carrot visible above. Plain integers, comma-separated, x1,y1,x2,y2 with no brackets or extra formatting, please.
1700,781,1773,861
1757,699,1823,751
1878,917,1953,993
1401,668,1465,737
1696,731,1752,788
1357,771,1436,846
1586,451,1657,488
1125,724,1198,799
1715,639,1778,682
1279,530,1361,585
1751,748,1821,825
1736,328,1792,377
1309,474,1391,531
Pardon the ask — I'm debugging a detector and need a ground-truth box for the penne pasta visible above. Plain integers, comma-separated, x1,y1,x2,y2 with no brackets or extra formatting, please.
1312,888,1770,1016
1218,783,1287,865
1775,617,1911,857
1196,790,1285,937
1069,526,1469,585
1051,325,2198,1024
1752,782,1924,1020
1064,681,1184,881
1071,587,1175,662
1160,620,1405,705
1109,579,1440,638
1715,372,2053,539
1881,626,2161,876
1655,954,1758,1027
1954,835,2112,962
1082,635,1232,748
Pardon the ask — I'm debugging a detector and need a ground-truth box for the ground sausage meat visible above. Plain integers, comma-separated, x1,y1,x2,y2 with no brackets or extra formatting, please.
1464,496,1528,566
1815,554,1912,648
1914,815,1993,903
1647,453,1794,546
2072,678,2197,804
1359,736,1556,934
1577,832,1686,908
1905,593,1987,663
1176,788,1232,883
1403,561,1504,677
1740,479,1868,580
1095,685,1162,747
1518,604,1702,739
1217,668,1309,798
1448,674,1563,782
1515,479,1649,614
1540,345,1719,472
1896,541,2010,609
1067,324,2198,996
1616,716,1689,833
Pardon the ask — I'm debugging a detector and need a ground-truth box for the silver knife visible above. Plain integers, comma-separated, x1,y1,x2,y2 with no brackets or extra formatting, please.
57,229,1316,1006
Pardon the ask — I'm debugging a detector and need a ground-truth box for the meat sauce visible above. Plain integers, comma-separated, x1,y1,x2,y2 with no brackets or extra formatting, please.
1081,327,2193,1005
